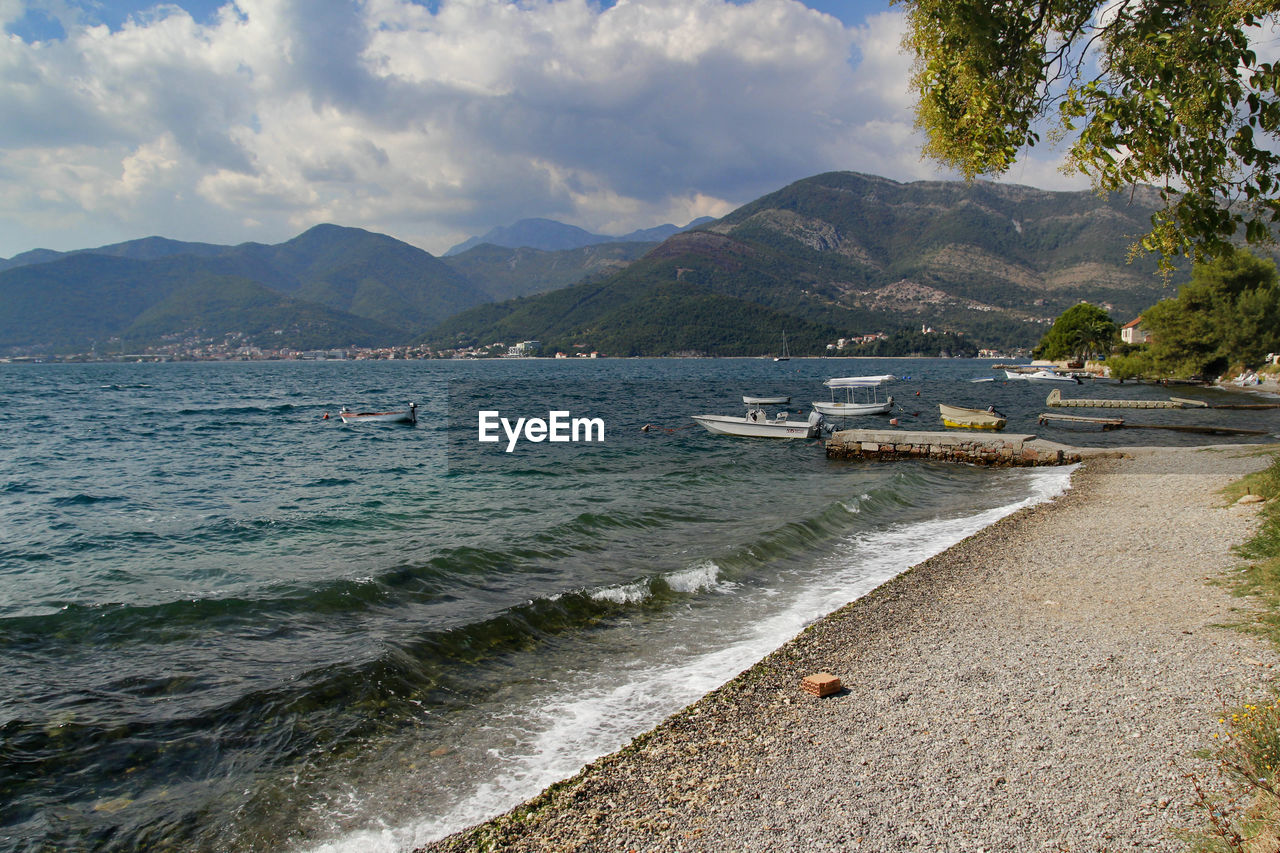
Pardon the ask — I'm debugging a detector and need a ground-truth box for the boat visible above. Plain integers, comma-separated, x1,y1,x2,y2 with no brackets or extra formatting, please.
742,395,790,405
939,403,1007,430
692,401,823,438
774,332,790,362
338,402,417,424
1004,368,1080,383
811,375,895,417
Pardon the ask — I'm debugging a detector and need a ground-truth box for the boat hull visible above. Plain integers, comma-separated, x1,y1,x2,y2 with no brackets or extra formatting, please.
1005,369,1078,383
691,414,818,439
938,404,1006,430
810,400,892,417
339,403,417,425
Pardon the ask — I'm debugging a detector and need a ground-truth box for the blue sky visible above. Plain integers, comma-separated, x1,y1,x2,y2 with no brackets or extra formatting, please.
0,0,1085,257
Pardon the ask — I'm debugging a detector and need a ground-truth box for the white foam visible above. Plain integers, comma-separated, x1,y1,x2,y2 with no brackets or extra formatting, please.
589,579,649,604
303,466,1075,853
663,560,723,593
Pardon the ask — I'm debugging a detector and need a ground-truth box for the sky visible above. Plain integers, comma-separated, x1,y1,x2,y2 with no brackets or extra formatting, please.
0,0,1092,259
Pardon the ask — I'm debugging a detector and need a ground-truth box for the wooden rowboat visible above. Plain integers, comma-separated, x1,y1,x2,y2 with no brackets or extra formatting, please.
939,403,1007,430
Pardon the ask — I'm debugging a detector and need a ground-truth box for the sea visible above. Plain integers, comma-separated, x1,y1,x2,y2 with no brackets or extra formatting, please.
1,357,1275,853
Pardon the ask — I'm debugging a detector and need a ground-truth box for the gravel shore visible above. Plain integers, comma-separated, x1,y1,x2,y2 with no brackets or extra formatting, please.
422,446,1278,853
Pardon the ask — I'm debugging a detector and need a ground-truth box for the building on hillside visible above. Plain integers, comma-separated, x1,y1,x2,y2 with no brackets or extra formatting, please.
505,340,541,357
1120,317,1152,344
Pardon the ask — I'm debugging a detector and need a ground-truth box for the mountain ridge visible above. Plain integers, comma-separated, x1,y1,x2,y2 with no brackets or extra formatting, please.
442,216,716,256
0,172,1193,357
423,171,1177,356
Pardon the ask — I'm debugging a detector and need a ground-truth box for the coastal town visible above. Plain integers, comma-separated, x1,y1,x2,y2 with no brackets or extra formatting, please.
0,329,1028,363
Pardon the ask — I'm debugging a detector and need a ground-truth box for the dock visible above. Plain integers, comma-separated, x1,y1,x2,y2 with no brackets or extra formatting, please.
1038,412,1125,430
1045,388,1204,409
826,429,1081,466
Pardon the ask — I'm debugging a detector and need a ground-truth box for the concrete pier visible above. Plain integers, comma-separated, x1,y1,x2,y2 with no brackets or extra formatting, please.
825,428,1083,466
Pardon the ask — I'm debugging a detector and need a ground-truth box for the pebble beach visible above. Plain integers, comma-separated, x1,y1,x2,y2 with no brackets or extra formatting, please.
421,445,1279,852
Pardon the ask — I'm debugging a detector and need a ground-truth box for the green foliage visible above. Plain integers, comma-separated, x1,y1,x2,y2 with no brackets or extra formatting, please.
1194,454,1280,851
1103,350,1153,381
425,273,843,357
1033,302,1117,360
901,0,1280,269
1143,248,1280,378
122,275,400,350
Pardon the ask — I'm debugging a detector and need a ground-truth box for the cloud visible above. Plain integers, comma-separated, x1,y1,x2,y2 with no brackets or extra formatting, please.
0,0,1086,258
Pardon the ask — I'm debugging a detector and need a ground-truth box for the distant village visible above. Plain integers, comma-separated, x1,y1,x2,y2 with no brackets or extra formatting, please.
0,327,1029,363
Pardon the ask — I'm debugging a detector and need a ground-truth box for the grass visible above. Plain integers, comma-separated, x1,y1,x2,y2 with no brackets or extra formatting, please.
1189,451,1280,852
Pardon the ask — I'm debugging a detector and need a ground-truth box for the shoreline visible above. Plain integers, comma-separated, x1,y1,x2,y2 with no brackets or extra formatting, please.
420,444,1278,852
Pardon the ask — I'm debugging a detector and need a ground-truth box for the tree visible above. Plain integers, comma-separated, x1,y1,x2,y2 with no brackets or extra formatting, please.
1104,351,1154,381
901,0,1280,268
1034,302,1117,360
1142,247,1280,377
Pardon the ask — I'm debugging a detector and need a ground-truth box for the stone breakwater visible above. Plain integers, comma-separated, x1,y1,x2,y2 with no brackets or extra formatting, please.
825,428,1083,466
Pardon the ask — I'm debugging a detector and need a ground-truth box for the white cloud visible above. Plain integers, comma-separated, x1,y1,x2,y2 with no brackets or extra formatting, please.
0,0,1082,258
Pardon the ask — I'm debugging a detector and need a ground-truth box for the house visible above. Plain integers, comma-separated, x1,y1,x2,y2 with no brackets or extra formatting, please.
1120,317,1152,345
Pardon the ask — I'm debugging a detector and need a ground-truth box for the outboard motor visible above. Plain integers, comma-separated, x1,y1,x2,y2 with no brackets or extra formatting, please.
807,409,825,437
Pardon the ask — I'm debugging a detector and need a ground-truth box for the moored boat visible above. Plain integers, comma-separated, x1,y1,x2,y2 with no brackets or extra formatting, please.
742,395,790,405
338,402,417,424
811,375,895,417
692,400,823,438
773,331,791,362
939,403,1007,430
1005,368,1080,383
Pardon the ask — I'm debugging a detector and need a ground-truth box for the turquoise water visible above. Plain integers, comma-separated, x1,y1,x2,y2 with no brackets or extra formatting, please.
0,358,1268,851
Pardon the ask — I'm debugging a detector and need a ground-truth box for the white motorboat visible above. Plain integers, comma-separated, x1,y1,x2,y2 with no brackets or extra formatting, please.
692,402,823,438
338,402,417,424
811,375,895,417
742,395,790,405
1004,369,1079,383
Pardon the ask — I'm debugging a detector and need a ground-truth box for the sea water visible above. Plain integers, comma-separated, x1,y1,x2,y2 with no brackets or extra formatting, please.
0,358,1268,852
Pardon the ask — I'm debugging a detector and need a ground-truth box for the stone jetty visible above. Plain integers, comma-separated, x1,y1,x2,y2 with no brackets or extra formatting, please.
825,428,1083,466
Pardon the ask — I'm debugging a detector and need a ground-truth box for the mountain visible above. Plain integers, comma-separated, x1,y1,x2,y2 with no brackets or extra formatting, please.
0,225,485,355
443,216,715,256
123,274,401,349
442,241,657,301
0,236,229,273
1,173,1189,358
222,224,481,332
425,274,846,358
424,172,1176,356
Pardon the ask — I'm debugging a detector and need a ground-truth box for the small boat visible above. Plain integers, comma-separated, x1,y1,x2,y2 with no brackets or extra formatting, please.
692,400,823,438
811,375,895,417
774,331,790,362
1005,369,1080,383
939,403,1007,430
338,402,417,424
742,395,790,405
